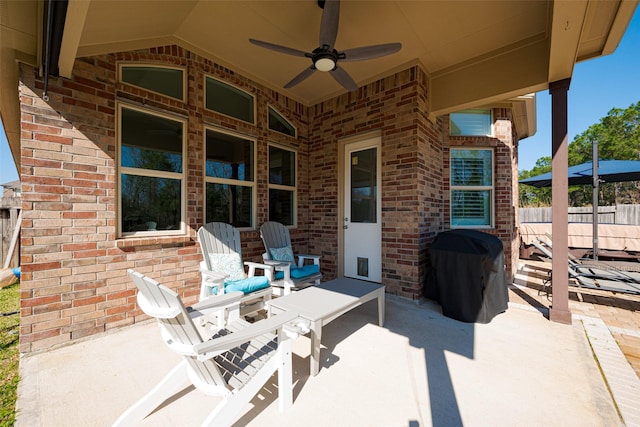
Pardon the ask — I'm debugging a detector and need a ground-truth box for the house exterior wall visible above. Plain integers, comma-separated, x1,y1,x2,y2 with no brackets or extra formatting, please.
308,67,446,299
443,108,520,281
17,46,521,353
17,47,311,353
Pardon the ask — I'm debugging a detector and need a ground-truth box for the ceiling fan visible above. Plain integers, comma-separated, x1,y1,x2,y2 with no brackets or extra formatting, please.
249,0,402,92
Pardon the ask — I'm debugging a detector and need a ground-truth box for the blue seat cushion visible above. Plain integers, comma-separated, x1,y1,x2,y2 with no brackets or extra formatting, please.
274,264,320,280
211,276,270,295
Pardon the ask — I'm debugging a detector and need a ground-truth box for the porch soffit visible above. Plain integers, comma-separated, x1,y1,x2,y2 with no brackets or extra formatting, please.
0,0,637,169
56,0,636,111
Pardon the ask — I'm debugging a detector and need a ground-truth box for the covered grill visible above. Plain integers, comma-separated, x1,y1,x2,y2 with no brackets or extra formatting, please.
426,229,509,323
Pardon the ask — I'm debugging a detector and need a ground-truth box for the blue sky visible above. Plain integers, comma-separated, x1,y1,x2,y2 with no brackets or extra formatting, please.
1,8,639,184
0,117,17,184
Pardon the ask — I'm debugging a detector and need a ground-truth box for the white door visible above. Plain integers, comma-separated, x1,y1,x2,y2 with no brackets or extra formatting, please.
343,138,382,282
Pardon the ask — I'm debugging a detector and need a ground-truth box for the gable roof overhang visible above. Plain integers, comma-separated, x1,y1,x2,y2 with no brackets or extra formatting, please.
0,0,637,170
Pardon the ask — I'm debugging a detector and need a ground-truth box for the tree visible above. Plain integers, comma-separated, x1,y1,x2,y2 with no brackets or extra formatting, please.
519,101,640,207
569,101,640,165
518,157,552,206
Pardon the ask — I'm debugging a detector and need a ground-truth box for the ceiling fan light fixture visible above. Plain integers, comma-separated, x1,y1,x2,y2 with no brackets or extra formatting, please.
250,0,401,90
314,57,335,72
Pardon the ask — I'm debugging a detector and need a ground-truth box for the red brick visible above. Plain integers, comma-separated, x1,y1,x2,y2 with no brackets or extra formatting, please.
24,261,62,272
72,295,105,307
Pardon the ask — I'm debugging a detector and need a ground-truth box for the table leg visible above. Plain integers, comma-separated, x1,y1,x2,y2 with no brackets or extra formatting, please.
378,290,385,327
310,319,322,376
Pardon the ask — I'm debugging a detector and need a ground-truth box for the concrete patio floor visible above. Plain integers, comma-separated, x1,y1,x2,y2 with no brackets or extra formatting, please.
15,279,640,427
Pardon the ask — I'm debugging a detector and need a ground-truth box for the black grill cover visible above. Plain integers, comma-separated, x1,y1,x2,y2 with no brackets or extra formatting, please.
426,229,508,323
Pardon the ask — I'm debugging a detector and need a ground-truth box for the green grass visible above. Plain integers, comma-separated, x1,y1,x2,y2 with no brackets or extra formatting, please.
0,282,20,427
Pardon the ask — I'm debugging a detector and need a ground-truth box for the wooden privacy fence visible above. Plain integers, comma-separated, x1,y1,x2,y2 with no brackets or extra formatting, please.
1,196,21,269
519,204,640,225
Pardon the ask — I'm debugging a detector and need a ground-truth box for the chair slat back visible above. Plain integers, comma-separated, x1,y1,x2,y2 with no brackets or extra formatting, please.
198,222,243,271
130,270,204,346
128,270,228,389
260,222,292,259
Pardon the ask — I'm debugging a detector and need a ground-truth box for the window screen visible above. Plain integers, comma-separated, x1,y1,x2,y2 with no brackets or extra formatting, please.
450,109,492,136
450,149,493,227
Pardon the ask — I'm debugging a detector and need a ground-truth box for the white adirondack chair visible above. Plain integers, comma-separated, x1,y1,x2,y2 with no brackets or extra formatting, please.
260,221,322,296
198,222,274,318
114,270,299,427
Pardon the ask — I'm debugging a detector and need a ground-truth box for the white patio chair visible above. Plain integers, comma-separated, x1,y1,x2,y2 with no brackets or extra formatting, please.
260,221,322,296
114,270,299,427
198,222,274,319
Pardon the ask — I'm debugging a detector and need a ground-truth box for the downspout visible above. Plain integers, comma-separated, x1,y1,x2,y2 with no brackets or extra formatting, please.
41,0,69,101
42,0,54,101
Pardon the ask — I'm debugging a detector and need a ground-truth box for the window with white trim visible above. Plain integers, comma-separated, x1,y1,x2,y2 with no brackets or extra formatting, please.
118,105,185,235
119,64,185,101
450,148,494,227
268,145,296,226
205,129,255,228
450,109,492,136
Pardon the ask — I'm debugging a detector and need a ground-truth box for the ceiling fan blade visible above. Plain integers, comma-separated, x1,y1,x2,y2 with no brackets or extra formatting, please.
319,0,340,50
341,43,402,62
330,66,357,92
284,66,316,88
249,38,308,58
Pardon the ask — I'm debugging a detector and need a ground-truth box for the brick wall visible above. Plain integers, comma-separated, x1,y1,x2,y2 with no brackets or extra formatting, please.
18,47,310,353
442,108,519,281
18,45,522,352
308,67,447,299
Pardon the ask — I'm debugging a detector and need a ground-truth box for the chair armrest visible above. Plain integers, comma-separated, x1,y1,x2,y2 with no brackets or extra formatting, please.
188,297,242,323
244,261,276,280
254,261,293,293
199,262,227,298
283,318,311,338
188,291,243,317
200,262,228,282
296,254,321,260
295,254,321,268
194,310,300,358
261,260,292,268
244,261,277,271
265,263,293,294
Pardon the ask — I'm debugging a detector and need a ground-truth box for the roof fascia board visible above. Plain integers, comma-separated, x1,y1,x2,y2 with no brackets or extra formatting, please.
58,0,90,78
0,0,39,66
547,0,589,82
602,0,638,56
430,37,549,116
510,94,537,139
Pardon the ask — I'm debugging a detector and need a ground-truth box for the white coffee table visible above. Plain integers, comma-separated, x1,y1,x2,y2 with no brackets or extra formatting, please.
269,277,385,376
